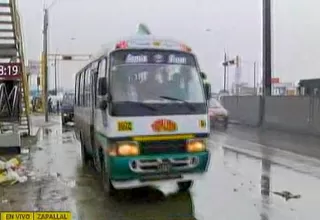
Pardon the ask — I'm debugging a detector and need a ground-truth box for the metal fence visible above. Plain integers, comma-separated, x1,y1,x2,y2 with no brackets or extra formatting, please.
220,95,320,136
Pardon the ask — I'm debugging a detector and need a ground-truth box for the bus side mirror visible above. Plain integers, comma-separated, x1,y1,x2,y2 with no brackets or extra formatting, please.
204,83,211,100
98,77,107,96
200,72,207,80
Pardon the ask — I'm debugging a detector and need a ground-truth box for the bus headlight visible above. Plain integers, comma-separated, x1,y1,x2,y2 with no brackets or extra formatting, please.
186,139,206,152
116,141,140,156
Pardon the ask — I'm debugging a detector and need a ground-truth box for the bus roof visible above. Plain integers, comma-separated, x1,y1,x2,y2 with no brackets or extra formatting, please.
91,35,192,61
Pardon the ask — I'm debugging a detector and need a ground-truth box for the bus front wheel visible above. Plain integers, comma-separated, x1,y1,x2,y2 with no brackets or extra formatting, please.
100,153,116,196
177,181,193,192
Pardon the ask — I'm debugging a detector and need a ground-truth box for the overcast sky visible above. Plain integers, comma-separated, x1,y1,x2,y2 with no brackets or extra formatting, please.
18,0,320,91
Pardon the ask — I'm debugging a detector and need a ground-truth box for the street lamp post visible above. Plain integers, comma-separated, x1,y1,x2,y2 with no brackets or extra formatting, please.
42,0,60,122
43,8,49,122
223,52,227,92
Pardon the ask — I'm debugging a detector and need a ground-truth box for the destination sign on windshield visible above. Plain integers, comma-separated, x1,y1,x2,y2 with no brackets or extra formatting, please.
111,50,196,66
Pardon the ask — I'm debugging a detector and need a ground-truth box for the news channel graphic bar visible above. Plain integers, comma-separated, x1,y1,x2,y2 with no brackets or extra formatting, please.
0,211,72,220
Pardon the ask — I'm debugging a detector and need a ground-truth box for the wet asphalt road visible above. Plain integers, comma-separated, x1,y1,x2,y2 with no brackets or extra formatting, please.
1,117,320,220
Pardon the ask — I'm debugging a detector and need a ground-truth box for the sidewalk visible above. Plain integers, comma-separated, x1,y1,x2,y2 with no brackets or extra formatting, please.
29,114,61,136
20,115,60,148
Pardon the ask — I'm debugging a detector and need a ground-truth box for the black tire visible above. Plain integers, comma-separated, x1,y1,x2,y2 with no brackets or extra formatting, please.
91,143,100,172
62,117,66,126
100,152,116,196
80,137,90,165
177,181,193,192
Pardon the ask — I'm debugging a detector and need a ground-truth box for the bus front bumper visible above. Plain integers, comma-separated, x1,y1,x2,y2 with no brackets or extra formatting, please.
108,151,210,189
111,173,204,189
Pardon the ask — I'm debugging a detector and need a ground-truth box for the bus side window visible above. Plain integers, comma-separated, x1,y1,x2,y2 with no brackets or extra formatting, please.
75,73,79,105
79,71,85,106
92,72,98,107
96,58,107,107
85,69,91,107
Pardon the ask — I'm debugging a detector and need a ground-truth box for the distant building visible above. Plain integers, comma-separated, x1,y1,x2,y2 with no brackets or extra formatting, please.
256,82,296,96
229,77,297,96
231,83,256,96
298,78,320,96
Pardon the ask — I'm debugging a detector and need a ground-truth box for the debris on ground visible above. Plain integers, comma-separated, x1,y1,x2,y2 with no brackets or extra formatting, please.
0,157,28,185
273,190,301,201
50,172,76,188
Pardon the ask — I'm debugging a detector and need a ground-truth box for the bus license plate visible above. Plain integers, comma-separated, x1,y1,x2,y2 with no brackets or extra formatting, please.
158,162,171,172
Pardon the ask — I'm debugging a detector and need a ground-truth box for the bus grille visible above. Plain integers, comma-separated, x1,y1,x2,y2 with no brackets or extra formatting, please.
140,140,186,155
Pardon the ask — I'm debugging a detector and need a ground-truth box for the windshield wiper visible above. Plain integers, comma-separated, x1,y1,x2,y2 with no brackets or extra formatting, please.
159,96,196,111
120,101,158,111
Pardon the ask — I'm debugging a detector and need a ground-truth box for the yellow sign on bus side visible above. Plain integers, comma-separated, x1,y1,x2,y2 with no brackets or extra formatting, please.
0,212,72,220
199,119,206,128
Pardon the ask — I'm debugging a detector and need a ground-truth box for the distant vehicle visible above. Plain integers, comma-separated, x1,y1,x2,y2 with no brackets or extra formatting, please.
74,23,211,195
61,92,74,125
208,98,228,129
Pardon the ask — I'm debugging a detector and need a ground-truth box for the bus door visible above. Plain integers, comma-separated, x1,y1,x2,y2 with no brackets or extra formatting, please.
94,58,108,135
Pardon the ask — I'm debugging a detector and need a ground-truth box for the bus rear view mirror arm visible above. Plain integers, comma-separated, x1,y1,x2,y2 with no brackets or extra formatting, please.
99,99,108,110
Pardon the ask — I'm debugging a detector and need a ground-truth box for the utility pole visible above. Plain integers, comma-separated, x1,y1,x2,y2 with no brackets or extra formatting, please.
263,0,272,97
235,55,240,96
54,54,57,95
223,52,227,92
43,8,49,122
260,0,272,126
261,1,272,209
253,62,257,95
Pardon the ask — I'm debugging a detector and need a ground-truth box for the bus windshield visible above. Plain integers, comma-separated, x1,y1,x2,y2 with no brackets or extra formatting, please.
108,50,206,116
109,50,205,103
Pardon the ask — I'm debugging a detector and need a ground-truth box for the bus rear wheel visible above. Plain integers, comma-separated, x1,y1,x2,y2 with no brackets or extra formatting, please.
100,153,116,196
177,181,193,192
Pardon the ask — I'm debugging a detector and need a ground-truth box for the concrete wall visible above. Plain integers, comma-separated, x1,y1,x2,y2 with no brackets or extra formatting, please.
220,95,320,136
221,96,261,126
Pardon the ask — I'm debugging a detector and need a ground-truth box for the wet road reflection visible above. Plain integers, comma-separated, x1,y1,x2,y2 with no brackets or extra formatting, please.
1,121,320,220
73,165,196,220
260,151,271,220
